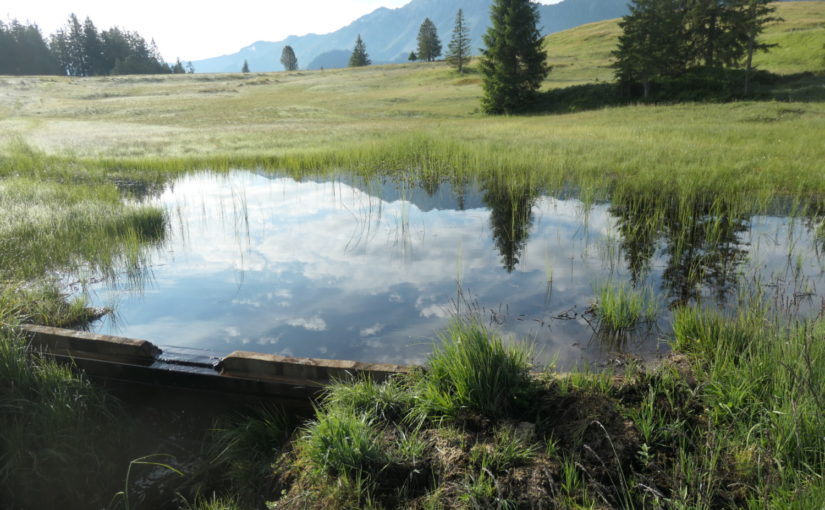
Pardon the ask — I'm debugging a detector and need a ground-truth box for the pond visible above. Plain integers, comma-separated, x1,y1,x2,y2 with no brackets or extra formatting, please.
85,170,825,369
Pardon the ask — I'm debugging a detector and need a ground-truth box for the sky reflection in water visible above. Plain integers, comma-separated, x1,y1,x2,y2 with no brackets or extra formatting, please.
88,171,825,369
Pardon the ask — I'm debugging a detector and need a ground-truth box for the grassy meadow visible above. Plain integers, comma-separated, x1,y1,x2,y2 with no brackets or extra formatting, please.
1,1,825,508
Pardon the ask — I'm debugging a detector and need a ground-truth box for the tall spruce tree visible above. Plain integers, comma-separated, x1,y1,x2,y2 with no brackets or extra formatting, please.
736,0,779,94
280,45,298,71
684,0,776,69
416,18,442,62
82,17,105,75
241,59,250,73
480,0,549,114
613,0,687,97
348,35,371,67
446,9,471,73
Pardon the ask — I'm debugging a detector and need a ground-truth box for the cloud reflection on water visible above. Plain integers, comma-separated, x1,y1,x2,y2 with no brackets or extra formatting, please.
88,171,825,368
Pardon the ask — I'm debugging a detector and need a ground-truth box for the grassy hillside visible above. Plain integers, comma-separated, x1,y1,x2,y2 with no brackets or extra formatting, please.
543,1,825,85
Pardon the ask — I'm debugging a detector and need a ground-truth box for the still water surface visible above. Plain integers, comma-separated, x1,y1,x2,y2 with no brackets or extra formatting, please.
87,171,825,368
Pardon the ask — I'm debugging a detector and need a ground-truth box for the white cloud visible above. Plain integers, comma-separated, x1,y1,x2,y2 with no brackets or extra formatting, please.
286,315,327,332
359,323,384,337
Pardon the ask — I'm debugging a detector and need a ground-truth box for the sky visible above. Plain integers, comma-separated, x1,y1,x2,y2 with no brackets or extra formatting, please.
3,0,562,62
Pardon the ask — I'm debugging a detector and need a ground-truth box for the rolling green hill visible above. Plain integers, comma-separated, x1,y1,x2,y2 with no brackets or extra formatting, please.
543,0,825,86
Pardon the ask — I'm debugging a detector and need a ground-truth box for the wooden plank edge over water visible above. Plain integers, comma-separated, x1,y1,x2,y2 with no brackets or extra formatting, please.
18,324,410,402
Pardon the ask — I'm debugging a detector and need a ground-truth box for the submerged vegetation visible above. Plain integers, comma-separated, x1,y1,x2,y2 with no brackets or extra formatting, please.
0,2,824,508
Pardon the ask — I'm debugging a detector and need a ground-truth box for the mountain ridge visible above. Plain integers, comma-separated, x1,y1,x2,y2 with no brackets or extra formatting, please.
192,0,629,73
192,0,803,73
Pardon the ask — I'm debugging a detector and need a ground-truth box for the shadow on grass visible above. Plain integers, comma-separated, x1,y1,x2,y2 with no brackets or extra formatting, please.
533,70,825,115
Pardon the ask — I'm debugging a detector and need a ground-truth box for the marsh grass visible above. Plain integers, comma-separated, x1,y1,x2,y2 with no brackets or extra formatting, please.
413,319,535,420
180,495,244,510
594,281,658,331
669,304,825,507
0,325,130,508
468,425,537,474
321,376,415,424
192,407,289,506
302,407,387,478
269,303,825,509
0,176,167,283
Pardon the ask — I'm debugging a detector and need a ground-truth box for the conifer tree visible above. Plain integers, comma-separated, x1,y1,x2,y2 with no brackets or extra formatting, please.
241,59,250,73
82,17,105,75
480,0,549,114
614,0,779,97
613,0,686,97
416,18,442,62
408,51,417,61
736,0,779,94
280,45,298,71
0,20,59,75
446,9,471,73
348,35,371,67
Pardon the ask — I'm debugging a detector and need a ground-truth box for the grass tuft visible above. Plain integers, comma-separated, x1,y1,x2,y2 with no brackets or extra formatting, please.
414,319,534,420
303,407,387,478
594,281,658,331
469,425,537,474
322,375,415,424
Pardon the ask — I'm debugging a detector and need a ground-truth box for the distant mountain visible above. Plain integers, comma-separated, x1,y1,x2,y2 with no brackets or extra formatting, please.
192,0,630,73
307,50,353,71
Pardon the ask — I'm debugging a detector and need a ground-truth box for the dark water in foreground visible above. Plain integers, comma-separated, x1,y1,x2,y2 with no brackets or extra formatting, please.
86,171,825,369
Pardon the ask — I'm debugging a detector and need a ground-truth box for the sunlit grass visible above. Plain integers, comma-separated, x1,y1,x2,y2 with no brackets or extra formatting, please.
594,281,658,331
413,318,535,420
0,176,166,282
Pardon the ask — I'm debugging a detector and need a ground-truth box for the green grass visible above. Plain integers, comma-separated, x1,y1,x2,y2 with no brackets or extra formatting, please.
468,425,537,474
414,319,534,420
0,326,129,508
0,175,166,283
196,407,289,506
181,495,244,510
594,281,658,331
0,4,821,202
669,305,825,507
752,2,825,74
253,304,825,508
321,376,416,424
302,407,387,478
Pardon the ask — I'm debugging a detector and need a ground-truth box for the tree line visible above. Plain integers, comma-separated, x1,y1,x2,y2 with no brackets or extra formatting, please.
0,14,192,76
5,0,781,111
476,0,780,114
348,8,471,73
614,0,778,97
